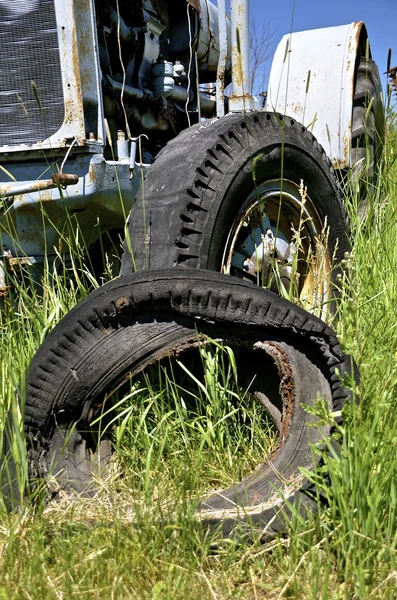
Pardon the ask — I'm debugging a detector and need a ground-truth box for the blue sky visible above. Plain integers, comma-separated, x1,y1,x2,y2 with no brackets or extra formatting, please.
218,0,397,95
252,0,396,74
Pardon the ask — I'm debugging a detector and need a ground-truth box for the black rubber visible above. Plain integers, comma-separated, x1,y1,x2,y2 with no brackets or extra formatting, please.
121,111,349,294
351,56,385,187
1,269,356,538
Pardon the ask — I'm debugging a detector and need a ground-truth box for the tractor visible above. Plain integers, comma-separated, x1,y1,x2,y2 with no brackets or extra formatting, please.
0,0,384,305
0,0,385,536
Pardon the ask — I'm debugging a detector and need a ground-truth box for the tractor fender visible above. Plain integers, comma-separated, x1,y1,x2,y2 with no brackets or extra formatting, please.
266,22,377,170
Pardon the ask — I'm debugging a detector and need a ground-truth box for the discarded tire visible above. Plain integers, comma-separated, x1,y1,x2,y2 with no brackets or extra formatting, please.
2,270,355,537
122,112,349,316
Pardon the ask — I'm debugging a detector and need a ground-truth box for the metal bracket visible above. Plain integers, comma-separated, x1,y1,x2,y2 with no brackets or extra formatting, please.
229,0,255,112
0,251,36,295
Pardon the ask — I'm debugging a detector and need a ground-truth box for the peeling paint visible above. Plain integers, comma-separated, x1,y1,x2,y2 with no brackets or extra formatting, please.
266,22,366,169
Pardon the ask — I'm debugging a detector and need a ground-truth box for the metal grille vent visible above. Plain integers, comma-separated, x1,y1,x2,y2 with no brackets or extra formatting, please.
0,0,65,148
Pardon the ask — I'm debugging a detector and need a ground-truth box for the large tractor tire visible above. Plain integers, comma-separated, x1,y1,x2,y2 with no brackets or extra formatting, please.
122,112,349,318
1,270,355,538
350,56,385,192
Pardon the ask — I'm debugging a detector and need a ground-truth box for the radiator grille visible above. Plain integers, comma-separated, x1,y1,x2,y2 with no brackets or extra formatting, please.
0,0,65,148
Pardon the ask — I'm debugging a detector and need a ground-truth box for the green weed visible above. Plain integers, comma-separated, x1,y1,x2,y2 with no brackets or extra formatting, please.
0,118,397,598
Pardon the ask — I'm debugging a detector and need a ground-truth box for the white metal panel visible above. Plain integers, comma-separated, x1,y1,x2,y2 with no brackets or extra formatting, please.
266,22,365,169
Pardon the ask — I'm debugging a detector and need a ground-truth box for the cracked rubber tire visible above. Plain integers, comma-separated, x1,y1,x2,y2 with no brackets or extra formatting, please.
122,112,349,316
2,269,355,538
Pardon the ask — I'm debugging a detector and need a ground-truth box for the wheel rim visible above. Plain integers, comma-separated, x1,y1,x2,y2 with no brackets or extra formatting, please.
221,179,332,317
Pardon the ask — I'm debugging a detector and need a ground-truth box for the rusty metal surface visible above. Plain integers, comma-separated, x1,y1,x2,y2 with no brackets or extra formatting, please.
0,173,79,198
229,0,255,112
74,0,105,145
0,249,12,294
253,341,294,444
52,173,79,187
193,0,231,74
8,256,36,268
0,180,58,198
216,0,227,117
266,22,366,169
0,152,142,260
186,0,200,10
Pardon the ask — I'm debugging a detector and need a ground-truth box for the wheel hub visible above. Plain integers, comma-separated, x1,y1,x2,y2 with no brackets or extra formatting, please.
222,179,330,315
241,227,298,293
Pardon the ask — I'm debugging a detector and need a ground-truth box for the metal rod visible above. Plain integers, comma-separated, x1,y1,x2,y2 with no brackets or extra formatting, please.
229,0,255,112
0,174,79,198
195,52,202,121
106,75,154,100
216,0,227,117
107,74,215,115
0,259,8,294
171,86,216,114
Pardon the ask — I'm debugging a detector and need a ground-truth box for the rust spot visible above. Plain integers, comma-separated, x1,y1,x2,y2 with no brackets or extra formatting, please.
332,129,351,169
228,92,253,101
231,47,244,90
15,195,40,212
253,340,295,444
185,0,200,10
0,183,16,196
38,190,52,203
74,0,98,120
52,173,79,186
60,12,85,136
8,257,34,269
333,21,365,170
354,22,364,51
291,102,304,115
88,162,97,186
347,22,364,64
114,297,130,311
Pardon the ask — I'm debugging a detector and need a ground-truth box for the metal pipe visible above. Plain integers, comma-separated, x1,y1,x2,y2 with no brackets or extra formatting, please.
107,76,215,115
117,130,130,163
195,52,202,121
0,174,79,198
229,0,255,112
0,249,12,295
216,0,228,117
0,259,8,295
171,86,216,115
109,7,132,41
106,76,154,100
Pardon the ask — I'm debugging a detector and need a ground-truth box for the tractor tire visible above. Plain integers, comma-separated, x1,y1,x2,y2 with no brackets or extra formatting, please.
2,269,355,538
350,56,385,192
122,112,349,318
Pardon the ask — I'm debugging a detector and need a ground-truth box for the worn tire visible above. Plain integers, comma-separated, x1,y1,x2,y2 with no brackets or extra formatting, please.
350,56,385,190
122,111,349,315
2,269,355,537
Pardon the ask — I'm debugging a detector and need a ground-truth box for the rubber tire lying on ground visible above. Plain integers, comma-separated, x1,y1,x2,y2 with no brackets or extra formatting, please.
2,270,355,538
122,112,349,316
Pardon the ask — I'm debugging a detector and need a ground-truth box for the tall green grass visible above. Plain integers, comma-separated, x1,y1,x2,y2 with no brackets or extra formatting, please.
98,343,277,508
0,119,397,598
